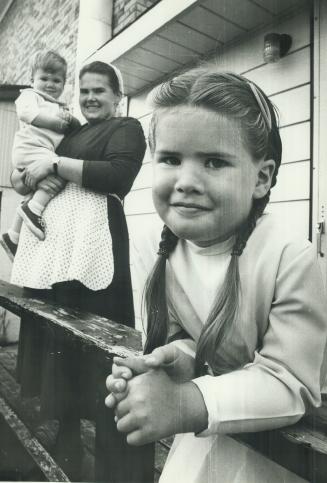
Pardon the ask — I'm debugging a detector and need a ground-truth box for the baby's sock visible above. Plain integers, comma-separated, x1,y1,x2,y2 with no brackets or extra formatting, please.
28,199,44,216
7,229,19,244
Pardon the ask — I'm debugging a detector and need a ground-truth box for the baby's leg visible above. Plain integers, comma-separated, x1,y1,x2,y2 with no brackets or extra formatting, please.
17,189,53,241
29,188,54,215
0,193,34,260
0,209,23,260
8,209,23,244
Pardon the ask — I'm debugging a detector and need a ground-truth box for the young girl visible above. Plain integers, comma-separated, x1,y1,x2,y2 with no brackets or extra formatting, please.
106,71,327,482
0,50,79,256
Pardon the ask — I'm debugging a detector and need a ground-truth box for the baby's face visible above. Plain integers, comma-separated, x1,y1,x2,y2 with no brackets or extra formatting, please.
32,68,65,99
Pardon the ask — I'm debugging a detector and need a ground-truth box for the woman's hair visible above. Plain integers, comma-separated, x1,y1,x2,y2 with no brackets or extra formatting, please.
31,50,67,81
79,61,123,97
144,70,282,375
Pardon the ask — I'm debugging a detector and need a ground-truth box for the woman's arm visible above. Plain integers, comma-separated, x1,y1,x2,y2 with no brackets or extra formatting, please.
24,119,146,195
81,118,146,198
11,168,66,197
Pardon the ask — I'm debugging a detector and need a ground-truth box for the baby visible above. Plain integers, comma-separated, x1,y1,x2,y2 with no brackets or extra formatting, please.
1,50,80,259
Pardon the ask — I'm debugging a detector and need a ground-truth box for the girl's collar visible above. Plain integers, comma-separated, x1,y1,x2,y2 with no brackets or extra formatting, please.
184,235,235,256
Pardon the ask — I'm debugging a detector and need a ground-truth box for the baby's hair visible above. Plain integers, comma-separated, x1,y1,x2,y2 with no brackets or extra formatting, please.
79,61,124,98
31,50,67,81
144,70,282,375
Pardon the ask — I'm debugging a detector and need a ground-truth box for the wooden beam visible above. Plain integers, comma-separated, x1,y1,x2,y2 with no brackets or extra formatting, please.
0,396,69,481
0,279,142,359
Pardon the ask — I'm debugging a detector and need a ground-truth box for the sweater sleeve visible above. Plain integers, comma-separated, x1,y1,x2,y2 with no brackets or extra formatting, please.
15,90,41,124
82,118,146,198
193,242,327,436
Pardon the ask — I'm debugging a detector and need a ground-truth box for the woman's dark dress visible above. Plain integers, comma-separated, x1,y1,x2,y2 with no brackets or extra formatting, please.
16,117,146,421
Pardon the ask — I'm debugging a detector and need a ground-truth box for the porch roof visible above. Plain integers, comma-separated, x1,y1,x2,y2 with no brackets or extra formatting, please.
87,0,309,96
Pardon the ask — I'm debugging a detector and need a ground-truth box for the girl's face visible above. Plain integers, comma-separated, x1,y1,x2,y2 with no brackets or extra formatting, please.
32,68,65,99
152,106,274,247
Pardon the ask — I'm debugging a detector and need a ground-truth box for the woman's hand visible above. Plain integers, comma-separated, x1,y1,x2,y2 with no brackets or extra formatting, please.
24,159,54,189
37,175,66,197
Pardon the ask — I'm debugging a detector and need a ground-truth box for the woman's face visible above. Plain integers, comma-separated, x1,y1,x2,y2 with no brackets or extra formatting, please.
152,106,274,247
79,72,119,123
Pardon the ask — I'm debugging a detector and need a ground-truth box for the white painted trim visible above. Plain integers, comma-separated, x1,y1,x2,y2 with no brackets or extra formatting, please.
0,0,14,24
312,0,327,284
86,0,200,63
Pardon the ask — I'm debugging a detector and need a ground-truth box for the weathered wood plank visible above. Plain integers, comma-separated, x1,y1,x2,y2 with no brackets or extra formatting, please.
0,396,69,481
0,281,155,483
0,279,142,360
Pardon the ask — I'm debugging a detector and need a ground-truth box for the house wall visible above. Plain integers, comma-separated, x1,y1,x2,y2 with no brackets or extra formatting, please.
0,0,80,342
126,7,311,328
113,0,160,36
0,0,80,105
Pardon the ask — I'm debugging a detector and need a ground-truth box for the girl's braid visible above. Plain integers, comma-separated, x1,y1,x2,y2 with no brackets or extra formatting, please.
157,225,179,258
144,226,178,354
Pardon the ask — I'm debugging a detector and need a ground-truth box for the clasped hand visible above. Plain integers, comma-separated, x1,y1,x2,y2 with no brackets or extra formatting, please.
105,343,196,446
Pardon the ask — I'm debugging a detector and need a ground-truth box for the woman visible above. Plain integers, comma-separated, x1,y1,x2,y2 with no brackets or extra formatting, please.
10,61,146,477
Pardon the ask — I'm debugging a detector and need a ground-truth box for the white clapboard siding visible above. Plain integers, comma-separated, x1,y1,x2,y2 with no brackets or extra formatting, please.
127,7,311,245
125,187,155,215
270,161,310,202
280,122,310,164
0,102,18,187
271,84,310,128
267,201,310,240
133,160,153,190
245,48,309,96
206,9,309,77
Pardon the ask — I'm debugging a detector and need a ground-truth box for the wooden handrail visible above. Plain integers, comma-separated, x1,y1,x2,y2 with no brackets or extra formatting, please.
0,279,154,483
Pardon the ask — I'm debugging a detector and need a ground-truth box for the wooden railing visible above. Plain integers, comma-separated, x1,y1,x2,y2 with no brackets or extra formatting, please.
0,278,327,482
0,279,154,482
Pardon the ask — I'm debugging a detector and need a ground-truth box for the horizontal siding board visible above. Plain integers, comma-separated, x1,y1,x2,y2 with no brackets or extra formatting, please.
125,187,155,215
271,84,310,127
129,91,151,119
266,201,309,239
244,47,310,96
281,122,310,164
270,160,310,202
133,161,153,190
207,9,310,76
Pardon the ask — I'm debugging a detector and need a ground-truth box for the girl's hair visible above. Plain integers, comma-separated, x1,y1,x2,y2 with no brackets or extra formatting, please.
79,61,124,98
31,50,67,81
144,70,282,375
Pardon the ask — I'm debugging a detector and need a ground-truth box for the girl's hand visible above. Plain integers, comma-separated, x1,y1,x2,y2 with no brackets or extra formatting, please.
24,159,54,189
105,343,196,409
105,363,134,409
114,343,196,383
37,175,66,197
115,369,208,446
